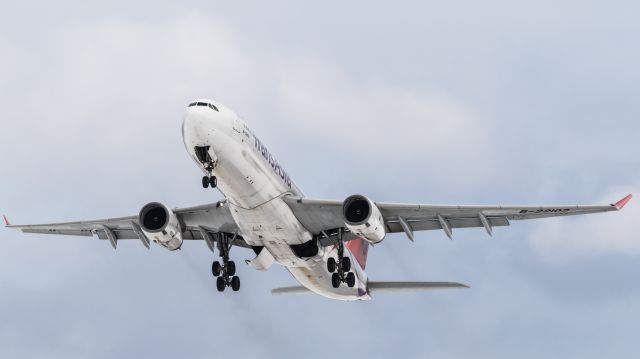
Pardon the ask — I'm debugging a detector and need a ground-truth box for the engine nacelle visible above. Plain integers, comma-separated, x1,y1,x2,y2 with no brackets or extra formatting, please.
138,202,183,251
342,195,386,244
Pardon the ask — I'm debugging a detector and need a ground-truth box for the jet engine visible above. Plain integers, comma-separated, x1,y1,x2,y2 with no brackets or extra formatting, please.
342,195,386,244
138,202,183,251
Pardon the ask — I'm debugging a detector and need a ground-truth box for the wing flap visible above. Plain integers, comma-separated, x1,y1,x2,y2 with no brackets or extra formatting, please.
385,216,510,233
20,228,94,237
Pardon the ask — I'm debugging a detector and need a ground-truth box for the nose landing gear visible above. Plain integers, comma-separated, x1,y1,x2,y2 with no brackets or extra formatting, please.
195,146,217,189
211,233,241,292
327,228,356,288
202,175,217,188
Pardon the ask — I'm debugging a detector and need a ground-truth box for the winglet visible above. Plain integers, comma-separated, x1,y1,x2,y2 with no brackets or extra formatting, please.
2,215,10,227
614,194,632,210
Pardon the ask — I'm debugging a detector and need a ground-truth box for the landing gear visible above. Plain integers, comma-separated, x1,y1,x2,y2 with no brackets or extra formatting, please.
226,260,236,276
327,228,356,288
212,261,222,277
341,256,351,272
211,233,241,292
202,175,217,188
231,276,241,291
327,257,337,273
345,272,356,288
331,273,341,288
195,146,217,189
216,276,225,292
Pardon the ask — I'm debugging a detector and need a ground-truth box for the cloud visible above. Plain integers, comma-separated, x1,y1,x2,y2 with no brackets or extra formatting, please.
272,60,496,186
529,185,639,264
1,5,640,359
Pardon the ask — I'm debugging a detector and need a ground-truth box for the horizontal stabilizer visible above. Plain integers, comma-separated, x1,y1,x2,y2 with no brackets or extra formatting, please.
367,281,468,293
271,286,313,295
271,281,468,296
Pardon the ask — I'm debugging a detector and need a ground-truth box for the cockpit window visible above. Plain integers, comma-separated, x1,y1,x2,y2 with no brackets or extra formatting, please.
188,102,219,112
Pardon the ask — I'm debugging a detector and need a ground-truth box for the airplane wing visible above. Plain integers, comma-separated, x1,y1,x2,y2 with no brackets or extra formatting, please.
284,194,632,241
4,203,246,249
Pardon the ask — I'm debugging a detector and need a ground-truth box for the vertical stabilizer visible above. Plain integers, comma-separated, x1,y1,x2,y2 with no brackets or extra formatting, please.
346,238,369,269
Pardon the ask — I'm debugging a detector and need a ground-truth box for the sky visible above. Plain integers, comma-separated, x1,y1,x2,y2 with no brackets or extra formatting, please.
0,1,639,358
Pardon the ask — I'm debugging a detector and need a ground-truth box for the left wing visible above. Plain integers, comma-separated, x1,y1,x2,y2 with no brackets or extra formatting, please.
284,194,632,240
4,202,247,248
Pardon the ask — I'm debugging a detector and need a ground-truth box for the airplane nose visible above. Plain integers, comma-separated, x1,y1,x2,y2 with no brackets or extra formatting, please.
182,100,232,156
182,107,213,145
183,100,218,126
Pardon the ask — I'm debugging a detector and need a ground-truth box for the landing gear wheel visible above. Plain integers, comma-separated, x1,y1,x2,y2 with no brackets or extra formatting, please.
346,272,356,288
231,276,240,291
331,273,341,288
209,176,217,188
341,257,351,272
327,257,337,273
202,176,210,188
226,261,236,276
216,277,226,292
212,261,222,277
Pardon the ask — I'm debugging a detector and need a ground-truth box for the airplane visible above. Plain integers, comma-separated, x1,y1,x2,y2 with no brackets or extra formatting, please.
4,99,633,301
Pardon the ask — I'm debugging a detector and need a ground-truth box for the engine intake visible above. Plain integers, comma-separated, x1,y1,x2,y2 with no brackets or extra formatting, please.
342,195,386,244
138,202,183,251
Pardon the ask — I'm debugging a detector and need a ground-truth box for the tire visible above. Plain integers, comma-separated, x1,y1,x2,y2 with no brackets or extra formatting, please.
216,277,225,292
202,176,210,188
331,273,341,288
227,261,236,276
346,272,356,288
210,176,217,188
212,261,222,277
341,257,351,272
327,257,337,273
231,276,241,291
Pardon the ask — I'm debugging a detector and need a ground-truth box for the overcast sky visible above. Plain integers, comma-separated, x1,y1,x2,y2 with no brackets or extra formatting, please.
1,1,639,358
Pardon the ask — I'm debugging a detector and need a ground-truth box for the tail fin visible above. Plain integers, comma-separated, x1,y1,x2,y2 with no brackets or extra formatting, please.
346,238,369,269
2,215,9,226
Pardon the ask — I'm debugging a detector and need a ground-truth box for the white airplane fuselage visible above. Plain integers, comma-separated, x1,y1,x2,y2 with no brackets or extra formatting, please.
182,100,370,301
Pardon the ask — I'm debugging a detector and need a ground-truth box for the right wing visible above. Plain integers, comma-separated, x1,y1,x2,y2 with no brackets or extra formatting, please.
5,202,247,248
284,194,632,240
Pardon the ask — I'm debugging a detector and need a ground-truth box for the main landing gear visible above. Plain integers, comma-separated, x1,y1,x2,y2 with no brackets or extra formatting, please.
211,233,240,292
327,228,356,288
